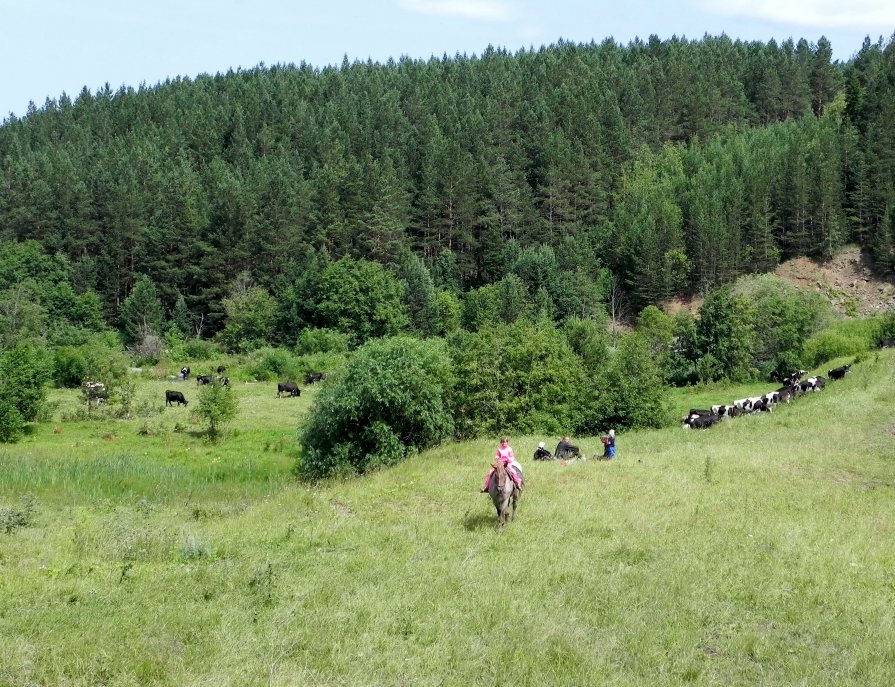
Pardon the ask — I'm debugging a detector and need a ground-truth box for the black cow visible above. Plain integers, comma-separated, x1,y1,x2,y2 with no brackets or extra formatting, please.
880,338,895,348
180,366,190,380
216,365,227,374
277,381,301,398
165,390,188,406
196,375,213,385
828,364,851,380
684,413,720,429
305,371,326,384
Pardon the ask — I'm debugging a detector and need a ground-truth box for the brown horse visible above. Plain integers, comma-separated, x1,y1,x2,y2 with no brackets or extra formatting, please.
488,461,521,528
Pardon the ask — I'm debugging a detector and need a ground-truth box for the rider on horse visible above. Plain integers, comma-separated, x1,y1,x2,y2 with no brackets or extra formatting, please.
481,437,524,492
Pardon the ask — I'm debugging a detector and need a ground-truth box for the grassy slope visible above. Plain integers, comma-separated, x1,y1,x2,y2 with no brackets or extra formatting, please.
1,354,894,686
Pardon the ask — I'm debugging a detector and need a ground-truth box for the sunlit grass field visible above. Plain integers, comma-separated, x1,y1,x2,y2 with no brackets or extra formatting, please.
1,352,894,685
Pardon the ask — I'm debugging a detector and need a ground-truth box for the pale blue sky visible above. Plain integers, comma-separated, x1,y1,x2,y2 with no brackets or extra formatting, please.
2,0,892,120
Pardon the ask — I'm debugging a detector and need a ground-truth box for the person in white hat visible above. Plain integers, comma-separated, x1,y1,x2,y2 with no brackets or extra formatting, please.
533,440,553,461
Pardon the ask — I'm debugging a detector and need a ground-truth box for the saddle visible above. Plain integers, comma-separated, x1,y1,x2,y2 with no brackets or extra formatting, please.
490,463,523,490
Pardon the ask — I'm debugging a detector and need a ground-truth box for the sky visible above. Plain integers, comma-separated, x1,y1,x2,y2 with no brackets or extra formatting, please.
2,0,893,120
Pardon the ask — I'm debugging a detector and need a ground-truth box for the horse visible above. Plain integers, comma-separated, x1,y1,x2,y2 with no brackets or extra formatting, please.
488,461,521,528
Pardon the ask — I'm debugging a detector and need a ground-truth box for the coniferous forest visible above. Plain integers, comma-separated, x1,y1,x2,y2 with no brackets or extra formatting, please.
1,34,893,334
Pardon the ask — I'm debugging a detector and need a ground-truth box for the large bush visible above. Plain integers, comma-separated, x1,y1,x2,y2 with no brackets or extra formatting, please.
447,320,588,438
298,337,454,480
295,328,350,355
802,316,884,367
733,274,831,377
694,288,756,382
245,347,301,382
196,381,239,439
0,342,51,441
587,333,671,431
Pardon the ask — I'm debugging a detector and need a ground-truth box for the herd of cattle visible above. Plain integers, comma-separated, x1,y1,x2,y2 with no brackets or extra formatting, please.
682,364,852,429
160,369,327,408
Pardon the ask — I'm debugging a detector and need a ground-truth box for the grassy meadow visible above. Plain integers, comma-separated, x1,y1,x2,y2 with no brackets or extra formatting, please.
1,353,895,685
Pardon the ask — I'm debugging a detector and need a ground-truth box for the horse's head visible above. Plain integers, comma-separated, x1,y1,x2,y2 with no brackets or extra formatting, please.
492,461,508,489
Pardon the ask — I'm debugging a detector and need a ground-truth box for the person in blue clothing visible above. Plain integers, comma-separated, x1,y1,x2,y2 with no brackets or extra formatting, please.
602,429,616,460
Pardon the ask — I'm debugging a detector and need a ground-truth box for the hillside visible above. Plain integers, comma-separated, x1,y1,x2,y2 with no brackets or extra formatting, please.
774,245,895,316
0,35,893,338
664,245,895,318
1,351,894,684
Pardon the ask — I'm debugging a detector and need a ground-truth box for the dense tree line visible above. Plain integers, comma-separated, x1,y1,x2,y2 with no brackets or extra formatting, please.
1,34,893,337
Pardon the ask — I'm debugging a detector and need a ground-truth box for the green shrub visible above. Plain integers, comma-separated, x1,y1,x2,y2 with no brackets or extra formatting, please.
196,381,238,439
0,495,35,532
0,397,24,443
732,274,831,379
52,346,87,388
447,320,588,438
298,337,454,480
588,333,672,430
0,342,51,424
181,338,219,361
246,347,301,382
295,328,350,355
802,317,883,367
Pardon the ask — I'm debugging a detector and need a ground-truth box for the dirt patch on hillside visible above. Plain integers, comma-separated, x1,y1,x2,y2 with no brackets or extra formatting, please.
774,246,895,316
661,246,895,317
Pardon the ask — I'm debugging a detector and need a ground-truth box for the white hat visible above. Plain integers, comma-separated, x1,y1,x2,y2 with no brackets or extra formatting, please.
538,442,545,448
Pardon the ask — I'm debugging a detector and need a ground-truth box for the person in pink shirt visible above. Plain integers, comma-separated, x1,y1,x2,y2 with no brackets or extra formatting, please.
481,437,524,492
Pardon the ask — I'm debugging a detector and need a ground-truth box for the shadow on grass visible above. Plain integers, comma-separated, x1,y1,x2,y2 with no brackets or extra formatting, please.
462,510,499,531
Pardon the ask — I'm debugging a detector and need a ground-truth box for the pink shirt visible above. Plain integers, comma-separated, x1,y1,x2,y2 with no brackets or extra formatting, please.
496,444,515,465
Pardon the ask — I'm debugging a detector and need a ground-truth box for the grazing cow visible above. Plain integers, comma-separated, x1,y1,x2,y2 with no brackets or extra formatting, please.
684,413,720,429
776,388,793,404
304,371,326,384
880,338,895,348
777,370,808,387
180,366,190,380
800,376,826,393
682,409,716,424
216,376,230,387
216,365,227,374
277,381,301,398
828,364,851,380
196,375,213,385
751,398,772,413
165,390,188,406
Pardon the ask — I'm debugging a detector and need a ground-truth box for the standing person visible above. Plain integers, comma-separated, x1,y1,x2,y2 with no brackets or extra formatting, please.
482,437,524,492
602,429,616,459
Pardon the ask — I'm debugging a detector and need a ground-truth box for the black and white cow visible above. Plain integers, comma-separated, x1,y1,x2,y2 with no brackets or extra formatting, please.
684,412,721,429
165,390,188,406
800,376,826,393
196,375,213,385
828,364,851,380
880,338,895,348
304,371,326,384
180,366,190,380
277,381,301,397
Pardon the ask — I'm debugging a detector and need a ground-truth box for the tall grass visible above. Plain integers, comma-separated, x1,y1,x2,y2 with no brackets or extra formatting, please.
1,352,894,685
